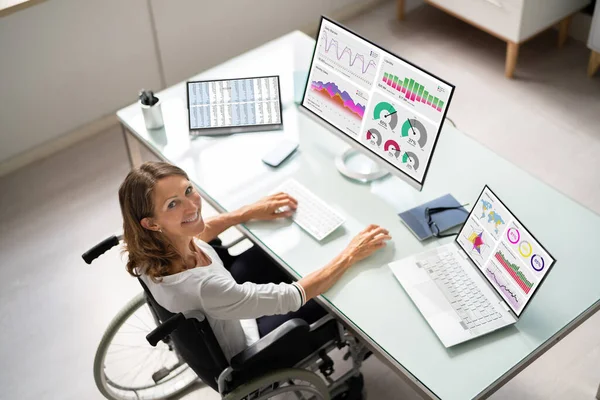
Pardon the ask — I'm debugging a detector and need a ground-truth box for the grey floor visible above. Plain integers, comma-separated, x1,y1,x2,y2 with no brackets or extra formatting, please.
1,2,599,400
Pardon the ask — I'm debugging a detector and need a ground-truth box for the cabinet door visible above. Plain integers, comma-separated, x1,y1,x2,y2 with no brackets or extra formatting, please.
427,0,524,42
589,2,600,51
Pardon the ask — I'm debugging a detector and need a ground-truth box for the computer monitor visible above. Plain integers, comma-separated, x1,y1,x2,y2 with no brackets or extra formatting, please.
300,16,455,190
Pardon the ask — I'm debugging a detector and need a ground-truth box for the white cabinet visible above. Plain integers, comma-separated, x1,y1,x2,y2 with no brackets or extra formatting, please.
589,3,600,77
397,0,590,78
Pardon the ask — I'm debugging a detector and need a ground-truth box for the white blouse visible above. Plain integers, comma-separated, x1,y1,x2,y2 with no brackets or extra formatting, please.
140,238,305,361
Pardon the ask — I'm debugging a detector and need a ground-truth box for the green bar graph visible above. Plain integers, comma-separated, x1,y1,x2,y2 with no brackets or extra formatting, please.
379,72,446,112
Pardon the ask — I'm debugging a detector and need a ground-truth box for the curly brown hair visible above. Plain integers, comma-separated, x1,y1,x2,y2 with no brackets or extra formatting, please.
118,161,189,281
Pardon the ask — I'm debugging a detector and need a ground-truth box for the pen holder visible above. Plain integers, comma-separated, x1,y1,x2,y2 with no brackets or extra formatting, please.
140,99,164,130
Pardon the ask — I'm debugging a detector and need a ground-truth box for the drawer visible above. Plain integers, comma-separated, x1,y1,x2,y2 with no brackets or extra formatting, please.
427,0,524,42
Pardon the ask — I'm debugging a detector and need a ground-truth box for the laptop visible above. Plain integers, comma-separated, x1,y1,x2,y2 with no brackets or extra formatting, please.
390,186,556,347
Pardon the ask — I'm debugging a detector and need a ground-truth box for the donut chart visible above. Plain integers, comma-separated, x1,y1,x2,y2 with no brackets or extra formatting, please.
401,119,428,148
384,139,401,158
507,227,520,244
366,129,382,147
531,254,545,272
402,151,420,170
518,241,532,258
374,101,398,130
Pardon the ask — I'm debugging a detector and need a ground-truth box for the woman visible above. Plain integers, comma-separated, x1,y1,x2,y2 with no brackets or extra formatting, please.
119,161,391,360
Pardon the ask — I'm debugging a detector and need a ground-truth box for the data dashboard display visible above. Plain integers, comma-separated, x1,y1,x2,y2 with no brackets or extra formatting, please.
301,17,454,185
456,187,556,316
187,76,282,131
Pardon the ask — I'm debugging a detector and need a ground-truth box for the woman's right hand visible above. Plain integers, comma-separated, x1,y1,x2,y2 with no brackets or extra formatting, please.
343,224,392,264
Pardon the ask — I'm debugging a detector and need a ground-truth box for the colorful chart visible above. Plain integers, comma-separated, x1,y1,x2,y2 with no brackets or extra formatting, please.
317,23,379,88
457,219,492,265
485,261,521,311
373,101,398,130
495,249,533,294
401,119,428,148
310,80,365,119
487,211,505,235
384,140,400,158
478,195,507,239
518,241,533,257
401,151,420,170
480,199,492,219
468,230,486,255
382,72,445,112
531,255,545,272
506,227,520,244
376,57,452,125
366,128,382,147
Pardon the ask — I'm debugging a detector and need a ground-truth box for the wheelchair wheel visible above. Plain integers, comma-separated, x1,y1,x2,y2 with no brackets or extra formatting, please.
93,293,199,400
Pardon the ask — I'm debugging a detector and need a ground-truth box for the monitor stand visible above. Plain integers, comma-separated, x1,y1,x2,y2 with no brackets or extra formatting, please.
335,149,389,183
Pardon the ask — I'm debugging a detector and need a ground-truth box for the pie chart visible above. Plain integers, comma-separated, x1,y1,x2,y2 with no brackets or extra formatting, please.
401,119,428,148
366,129,382,147
374,101,398,130
384,139,401,158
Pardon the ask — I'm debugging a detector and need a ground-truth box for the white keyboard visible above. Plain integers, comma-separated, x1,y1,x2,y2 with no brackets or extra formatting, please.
274,179,345,241
419,251,502,330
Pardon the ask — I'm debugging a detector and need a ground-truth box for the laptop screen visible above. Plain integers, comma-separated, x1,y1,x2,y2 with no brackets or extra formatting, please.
455,186,556,316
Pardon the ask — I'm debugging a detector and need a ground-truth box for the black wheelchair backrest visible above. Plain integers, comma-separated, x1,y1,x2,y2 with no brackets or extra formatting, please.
138,278,229,391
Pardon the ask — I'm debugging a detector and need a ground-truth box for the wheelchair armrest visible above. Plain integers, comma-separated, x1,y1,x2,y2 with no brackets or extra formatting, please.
229,318,309,371
146,313,186,346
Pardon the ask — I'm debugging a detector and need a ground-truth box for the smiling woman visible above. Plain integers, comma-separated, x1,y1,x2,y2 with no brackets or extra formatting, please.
117,161,390,360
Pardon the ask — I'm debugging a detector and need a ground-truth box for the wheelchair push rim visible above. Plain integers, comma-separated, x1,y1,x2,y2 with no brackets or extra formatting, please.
93,292,199,400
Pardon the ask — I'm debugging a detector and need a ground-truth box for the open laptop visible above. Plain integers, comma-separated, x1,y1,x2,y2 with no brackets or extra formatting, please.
390,186,556,347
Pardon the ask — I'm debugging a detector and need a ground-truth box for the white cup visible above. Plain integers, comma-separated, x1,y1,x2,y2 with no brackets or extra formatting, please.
140,99,164,130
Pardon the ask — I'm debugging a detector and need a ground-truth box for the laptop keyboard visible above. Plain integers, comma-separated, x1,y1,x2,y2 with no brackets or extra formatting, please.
418,251,503,330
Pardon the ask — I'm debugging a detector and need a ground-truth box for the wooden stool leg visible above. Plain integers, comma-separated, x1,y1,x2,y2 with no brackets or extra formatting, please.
397,0,405,21
589,51,600,78
558,15,572,48
505,41,519,79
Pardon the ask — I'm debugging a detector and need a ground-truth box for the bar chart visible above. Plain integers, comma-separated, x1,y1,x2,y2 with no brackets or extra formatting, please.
376,57,452,124
382,73,444,112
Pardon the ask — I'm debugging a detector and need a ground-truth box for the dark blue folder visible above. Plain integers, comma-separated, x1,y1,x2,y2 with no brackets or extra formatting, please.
398,194,469,241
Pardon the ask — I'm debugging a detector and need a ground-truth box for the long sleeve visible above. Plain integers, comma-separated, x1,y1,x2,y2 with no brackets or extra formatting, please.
198,274,304,320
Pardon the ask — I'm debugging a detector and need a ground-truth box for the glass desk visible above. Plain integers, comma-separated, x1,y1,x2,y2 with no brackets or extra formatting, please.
117,31,600,400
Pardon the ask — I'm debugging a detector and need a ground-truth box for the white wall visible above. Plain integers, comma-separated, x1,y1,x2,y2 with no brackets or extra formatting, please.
0,0,390,168
151,0,389,86
0,0,162,163
0,0,592,169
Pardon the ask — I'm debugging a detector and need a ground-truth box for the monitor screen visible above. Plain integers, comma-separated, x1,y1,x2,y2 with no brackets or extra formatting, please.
187,76,282,131
301,17,455,187
456,186,556,316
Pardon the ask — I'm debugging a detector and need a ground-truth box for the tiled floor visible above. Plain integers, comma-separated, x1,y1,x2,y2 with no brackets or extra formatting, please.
1,2,599,400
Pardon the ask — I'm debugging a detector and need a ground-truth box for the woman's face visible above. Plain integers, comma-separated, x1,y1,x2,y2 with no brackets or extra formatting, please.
146,175,205,237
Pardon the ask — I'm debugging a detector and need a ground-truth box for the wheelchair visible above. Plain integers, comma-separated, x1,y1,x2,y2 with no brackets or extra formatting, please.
83,234,369,400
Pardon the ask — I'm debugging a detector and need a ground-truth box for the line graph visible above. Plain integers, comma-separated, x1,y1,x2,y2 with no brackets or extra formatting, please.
485,261,521,311
317,26,379,88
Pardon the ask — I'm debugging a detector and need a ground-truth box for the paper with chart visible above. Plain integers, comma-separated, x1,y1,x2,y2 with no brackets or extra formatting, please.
457,187,556,315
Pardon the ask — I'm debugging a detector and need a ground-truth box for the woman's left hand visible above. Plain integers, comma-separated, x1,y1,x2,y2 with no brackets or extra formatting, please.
241,193,298,221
